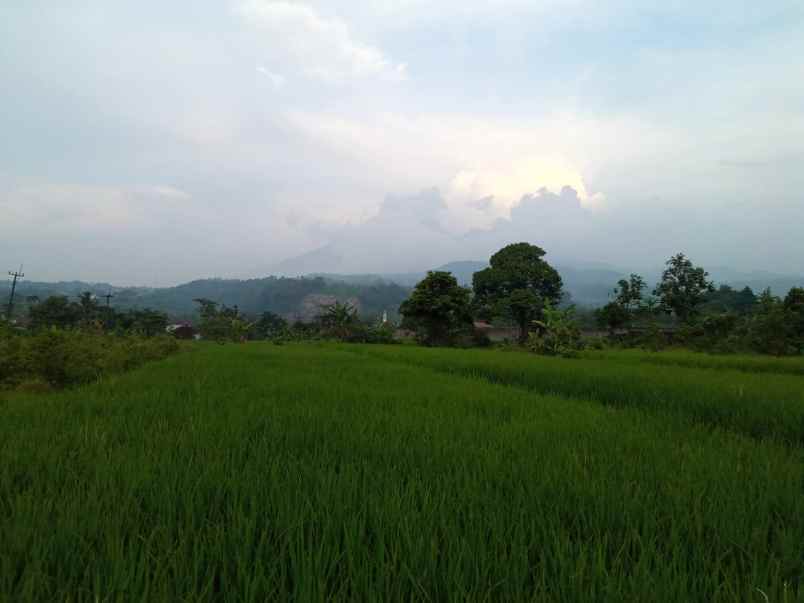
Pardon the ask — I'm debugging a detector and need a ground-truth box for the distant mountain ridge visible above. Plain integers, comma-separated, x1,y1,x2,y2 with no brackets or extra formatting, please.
3,264,801,319
1,276,410,322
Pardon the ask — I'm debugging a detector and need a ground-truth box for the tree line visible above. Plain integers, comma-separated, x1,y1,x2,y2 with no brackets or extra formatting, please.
398,243,804,356
24,293,169,336
191,298,396,344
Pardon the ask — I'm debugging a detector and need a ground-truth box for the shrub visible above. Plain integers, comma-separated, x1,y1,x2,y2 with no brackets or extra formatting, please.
526,305,585,358
0,328,180,390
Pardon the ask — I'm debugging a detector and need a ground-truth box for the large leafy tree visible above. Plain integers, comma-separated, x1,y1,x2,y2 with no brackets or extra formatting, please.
399,271,473,346
28,296,81,329
653,253,714,323
255,311,288,340
472,243,563,343
596,273,647,334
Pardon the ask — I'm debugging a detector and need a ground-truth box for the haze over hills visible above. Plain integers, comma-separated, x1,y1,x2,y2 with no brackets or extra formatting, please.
4,259,802,321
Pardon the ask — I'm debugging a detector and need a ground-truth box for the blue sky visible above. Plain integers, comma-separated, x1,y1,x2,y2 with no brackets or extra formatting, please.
1,1,803,284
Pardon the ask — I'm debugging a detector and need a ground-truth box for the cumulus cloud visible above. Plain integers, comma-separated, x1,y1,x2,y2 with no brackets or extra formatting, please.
445,155,605,231
274,184,603,274
236,1,407,82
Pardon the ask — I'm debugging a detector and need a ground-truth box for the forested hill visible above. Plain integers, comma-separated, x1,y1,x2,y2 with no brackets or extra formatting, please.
0,277,410,322
4,266,801,322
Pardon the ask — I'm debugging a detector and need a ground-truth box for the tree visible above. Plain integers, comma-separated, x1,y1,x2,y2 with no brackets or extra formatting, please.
473,242,563,343
29,296,81,330
613,274,646,312
126,309,169,337
399,271,473,346
255,311,288,340
784,287,804,345
700,285,757,315
595,302,630,334
745,289,798,356
528,303,585,357
596,273,646,334
653,253,714,323
193,297,240,343
319,301,359,340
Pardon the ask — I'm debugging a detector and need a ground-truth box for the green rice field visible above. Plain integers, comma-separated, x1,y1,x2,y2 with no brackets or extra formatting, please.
2,343,803,601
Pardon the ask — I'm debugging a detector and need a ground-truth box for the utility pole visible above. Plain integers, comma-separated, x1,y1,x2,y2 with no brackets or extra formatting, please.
103,292,114,307
5,266,24,321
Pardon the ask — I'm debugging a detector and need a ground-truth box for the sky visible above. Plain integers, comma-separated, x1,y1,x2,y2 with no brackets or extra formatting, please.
1,0,803,285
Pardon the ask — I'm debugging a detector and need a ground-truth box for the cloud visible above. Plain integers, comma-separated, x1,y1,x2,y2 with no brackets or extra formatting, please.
256,66,286,89
0,185,192,230
236,1,408,82
274,184,603,274
284,110,612,231
445,155,605,231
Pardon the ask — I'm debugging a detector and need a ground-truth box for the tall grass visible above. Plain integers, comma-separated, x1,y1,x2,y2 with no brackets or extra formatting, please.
583,348,804,377
1,343,803,600
347,344,804,446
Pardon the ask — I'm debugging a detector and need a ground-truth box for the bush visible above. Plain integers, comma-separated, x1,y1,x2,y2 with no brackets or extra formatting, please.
526,305,585,358
0,328,180,390
585,335,608,351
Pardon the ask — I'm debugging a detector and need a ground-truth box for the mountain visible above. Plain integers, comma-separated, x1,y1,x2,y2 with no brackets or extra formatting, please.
1,276,410,322
310,261,489,288
4,263,800,321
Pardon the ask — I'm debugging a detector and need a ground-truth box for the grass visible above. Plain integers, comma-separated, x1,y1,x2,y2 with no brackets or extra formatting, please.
582,347,804,377
348,344,804,446
1,342,803,601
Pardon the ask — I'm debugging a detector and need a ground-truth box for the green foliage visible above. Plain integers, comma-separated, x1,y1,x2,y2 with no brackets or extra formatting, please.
318,301,359,340
784,287,804,342
28,294,168,336
4,344,803,599
399,271,473,346
613,273,646,311
119,308,169,337
473,242,563,343
653,253,715,323
594,301,630,333
744,290,800,356
594,274,649,335
526,304,585,357
0,327,179,389
254,311,288,340
194,298,254,343
700,284,757,315
677,312,742,354
28,295,81,329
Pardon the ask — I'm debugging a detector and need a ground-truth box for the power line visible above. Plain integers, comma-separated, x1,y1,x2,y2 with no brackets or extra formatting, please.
5,266,24,321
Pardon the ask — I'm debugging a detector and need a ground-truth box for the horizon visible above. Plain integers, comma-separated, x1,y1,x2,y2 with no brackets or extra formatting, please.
4,256,803,293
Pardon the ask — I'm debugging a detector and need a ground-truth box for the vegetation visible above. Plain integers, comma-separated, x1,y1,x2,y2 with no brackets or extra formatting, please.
653,253,715,323
27,293,168,335
0,324,179,390
2,343,804,600
399,271,473,346
353,344,804,444
595,273,648,334
526,304,585,357
473,242,563,343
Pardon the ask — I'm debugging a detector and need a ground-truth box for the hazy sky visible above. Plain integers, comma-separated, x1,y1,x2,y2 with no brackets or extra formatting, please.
2,1,803,285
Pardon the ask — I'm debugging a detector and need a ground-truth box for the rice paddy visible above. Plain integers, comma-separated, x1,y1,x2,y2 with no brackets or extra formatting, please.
2,343,803,601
